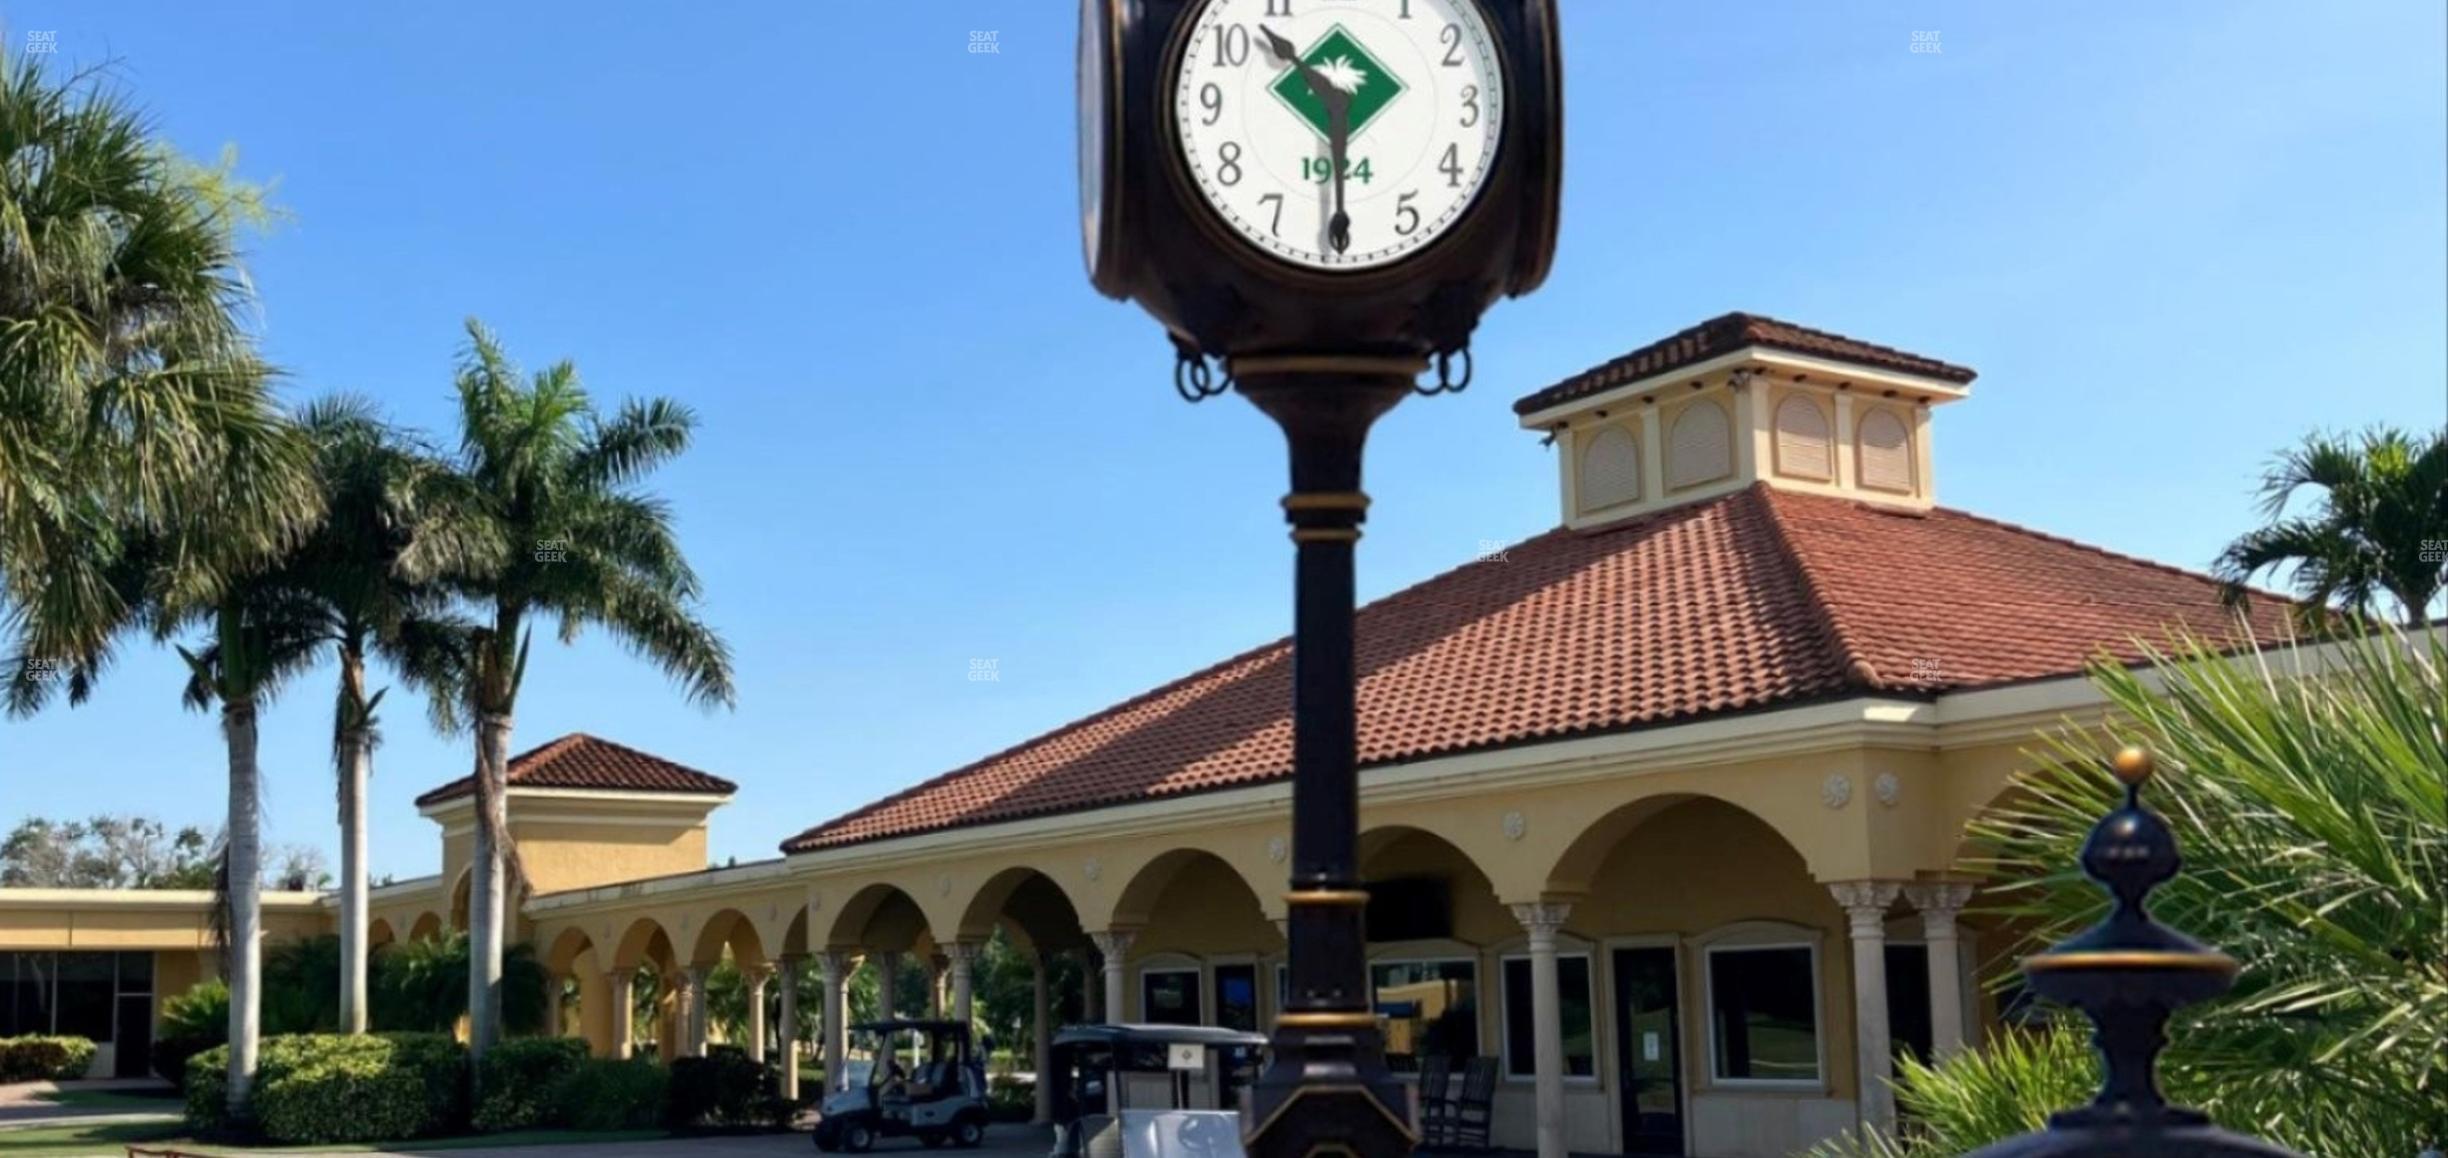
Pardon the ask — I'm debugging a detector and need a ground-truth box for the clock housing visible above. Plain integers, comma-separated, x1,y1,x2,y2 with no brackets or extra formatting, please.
1084,0,1559,361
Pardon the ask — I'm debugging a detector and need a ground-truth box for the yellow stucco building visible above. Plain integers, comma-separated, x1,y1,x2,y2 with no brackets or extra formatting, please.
0,314,2293,1157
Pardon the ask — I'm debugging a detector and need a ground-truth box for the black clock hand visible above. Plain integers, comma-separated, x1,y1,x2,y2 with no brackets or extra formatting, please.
1260,25,1354,253
1324,95,1351,253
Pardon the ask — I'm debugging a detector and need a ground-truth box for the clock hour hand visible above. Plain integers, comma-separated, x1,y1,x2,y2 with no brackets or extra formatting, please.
1259,25,1354,253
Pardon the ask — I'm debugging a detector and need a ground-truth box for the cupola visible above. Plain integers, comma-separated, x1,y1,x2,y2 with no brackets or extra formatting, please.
1514,312,1976,529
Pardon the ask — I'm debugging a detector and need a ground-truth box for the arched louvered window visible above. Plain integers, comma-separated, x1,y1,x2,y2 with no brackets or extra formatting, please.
1772,394,1833,482
1856,408,1915,493
1577,424,1643,512
1666,399,1732,489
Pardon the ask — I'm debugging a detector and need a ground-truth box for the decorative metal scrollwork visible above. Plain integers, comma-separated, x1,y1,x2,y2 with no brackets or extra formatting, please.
1416,345,1473,396
1171,335,1231,404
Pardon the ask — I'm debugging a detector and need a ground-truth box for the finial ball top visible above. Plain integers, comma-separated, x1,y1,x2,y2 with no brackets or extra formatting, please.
2111,746,2155,786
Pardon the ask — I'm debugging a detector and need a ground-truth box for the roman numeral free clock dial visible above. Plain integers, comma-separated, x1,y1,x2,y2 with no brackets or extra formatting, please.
1173,0,1504,272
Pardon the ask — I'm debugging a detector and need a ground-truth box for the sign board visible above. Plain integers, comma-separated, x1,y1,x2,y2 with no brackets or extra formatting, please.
1167,1042,1204,1072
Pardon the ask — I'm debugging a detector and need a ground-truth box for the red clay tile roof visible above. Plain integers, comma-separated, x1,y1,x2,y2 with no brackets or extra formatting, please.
415,733,736,807
1512,312,1979,417
781,485,2290,852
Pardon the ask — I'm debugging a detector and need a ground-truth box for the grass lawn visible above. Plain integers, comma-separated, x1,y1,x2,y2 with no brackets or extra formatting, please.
31,1088,183,1112
0,1124,667,1157
0,1118,185,1157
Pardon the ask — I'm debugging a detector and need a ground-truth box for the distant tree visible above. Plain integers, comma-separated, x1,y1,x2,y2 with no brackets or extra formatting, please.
2217,425,2448,627
0,815,215,888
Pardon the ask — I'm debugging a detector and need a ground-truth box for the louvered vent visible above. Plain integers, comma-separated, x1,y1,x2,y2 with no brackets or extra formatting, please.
1578,425,1643,512
1857,408,1914,492
1666,400,1732,489
1773,394,1833,481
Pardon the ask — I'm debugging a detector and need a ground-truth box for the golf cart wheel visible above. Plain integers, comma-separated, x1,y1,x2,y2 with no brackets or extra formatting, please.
841,1120,876,1153
952,1115,987,1149
920,1130,947,1148
813,1120,838,1152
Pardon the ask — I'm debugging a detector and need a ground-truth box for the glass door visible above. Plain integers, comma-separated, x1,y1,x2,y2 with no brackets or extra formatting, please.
1612,947,1684,1155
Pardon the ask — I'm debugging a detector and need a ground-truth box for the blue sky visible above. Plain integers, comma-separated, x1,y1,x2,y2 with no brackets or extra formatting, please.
3,1,2441,883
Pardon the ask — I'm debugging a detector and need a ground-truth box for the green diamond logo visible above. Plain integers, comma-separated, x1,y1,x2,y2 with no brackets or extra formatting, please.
1268,25,1405,142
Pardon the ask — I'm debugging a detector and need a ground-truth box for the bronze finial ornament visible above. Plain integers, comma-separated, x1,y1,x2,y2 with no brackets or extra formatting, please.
1964,747,2306,1157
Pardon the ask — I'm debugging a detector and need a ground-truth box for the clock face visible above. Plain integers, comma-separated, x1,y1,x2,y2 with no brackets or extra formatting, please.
1172,0,1504,272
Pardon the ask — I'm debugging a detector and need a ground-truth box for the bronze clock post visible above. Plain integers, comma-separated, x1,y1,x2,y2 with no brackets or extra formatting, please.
1079,1,1561,1153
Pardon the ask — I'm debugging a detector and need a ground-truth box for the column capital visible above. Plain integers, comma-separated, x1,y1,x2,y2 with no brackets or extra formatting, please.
1089,928,1138,960
1827,880,1903,932
1903,880,1976,919
944,941,983,966
1508,901,1573,943
743,962,776,986
817,949,855,976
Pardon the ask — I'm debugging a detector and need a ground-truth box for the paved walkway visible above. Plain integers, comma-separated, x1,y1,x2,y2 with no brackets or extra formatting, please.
0,1078,183,1129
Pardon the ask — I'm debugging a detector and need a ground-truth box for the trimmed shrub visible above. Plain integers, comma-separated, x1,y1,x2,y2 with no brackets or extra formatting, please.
179,1032,470,1144
665,1045,791,1131
254,1054,431,1145
183,1044,233,1137
472,1037,591,1131
0,1035,96,1081
550,1056,669,1131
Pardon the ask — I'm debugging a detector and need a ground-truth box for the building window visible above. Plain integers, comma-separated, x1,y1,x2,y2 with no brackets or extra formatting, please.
1141,967,1201,1026
1773,394,1833,481
1370,959,1478,1072
1213,964,1259,1032
1856,408,1914,493
1577,424,1643,511
1499,955,1595,1079
1706,944,1821,1084
1666,399,1732,489
0,951,151,1044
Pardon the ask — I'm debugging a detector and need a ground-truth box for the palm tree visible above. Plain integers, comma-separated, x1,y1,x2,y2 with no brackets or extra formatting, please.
442,319,734,1064
279,397,497,1033
0,52,309,684
166,573,323,1120
2216,425,2448,627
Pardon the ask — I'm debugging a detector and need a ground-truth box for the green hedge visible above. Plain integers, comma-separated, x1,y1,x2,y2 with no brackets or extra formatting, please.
472,1037,591,1131
0,1035,95,1082
183,1032,469,1143
665,1046,792,1131
548,1056,668,1131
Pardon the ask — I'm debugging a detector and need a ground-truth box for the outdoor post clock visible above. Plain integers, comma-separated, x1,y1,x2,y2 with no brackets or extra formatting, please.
1080,3,1558,1156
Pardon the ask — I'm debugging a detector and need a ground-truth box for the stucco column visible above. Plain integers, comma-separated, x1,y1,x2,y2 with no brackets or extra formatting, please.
682,965,711,1057
1830,881,1903,1135
776,957,803,1094
604,969,635,1059
878,950,901,1020
947,942,980,1028
819,952,852,1092
1905,882,1976,1060
1032,952,1055,1124
744,965,774,1062
929,953,948,1018
1511,902,1573,1158
657,970,684,1062
540,970,566,1037
1079,949,1101,1021
1090,930,1136,1023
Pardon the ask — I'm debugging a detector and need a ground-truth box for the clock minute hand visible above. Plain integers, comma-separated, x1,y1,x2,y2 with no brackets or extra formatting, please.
1258,25,1354,254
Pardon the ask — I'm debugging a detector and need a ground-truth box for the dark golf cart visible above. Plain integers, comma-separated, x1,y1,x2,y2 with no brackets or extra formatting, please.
814,1019,991,1152
1047,1024,1267,1158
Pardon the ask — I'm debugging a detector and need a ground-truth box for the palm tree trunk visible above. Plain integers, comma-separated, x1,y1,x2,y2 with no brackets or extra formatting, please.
467,710,513,1059
337,697,373,1035
223,696,264,1120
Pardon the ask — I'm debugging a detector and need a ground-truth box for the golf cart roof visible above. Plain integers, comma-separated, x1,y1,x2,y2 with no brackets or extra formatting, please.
848,1018,969,1033
1051,1023,1269,1049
